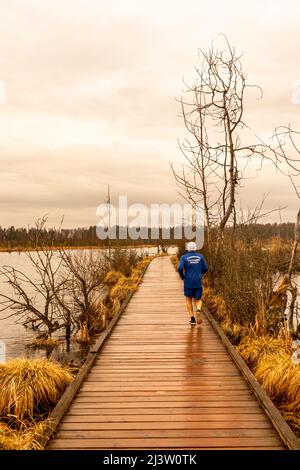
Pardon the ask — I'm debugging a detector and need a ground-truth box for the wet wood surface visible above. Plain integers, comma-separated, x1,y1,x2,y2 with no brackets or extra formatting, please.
48,256,285,450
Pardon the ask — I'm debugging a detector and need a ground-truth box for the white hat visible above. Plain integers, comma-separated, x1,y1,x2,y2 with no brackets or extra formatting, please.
186,241,197,252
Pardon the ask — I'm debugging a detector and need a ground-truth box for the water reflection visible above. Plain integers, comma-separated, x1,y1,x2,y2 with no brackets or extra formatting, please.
184,326,206,367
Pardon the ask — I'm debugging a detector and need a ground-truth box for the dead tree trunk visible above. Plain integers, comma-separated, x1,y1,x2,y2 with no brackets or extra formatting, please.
286,209,300,336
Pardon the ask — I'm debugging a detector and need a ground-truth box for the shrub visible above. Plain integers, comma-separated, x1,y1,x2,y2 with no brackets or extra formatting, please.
220,319,246,345
105,249,141,277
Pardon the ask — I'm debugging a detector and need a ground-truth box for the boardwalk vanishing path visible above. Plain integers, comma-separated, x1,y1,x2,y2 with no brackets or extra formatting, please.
48,256,286,450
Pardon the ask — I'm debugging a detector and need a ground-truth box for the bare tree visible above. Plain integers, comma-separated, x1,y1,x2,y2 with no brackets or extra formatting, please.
59,249,109,336
285,210,300,336
172,37,300,340
260,126,300,337
272,127,300,336
0,218,109,342
172,35,276,240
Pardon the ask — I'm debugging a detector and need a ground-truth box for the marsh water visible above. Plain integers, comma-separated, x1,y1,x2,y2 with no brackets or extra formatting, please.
0,249,87,364
0,247,176,364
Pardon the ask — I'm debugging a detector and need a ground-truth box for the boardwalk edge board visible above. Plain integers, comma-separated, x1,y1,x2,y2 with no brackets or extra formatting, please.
36,259,152,450
202,306,300,450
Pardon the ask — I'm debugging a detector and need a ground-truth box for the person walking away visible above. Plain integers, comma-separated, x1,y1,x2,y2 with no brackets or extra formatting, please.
178,241,208,325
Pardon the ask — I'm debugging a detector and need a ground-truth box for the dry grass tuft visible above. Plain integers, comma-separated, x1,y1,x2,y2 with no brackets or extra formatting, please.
202,288,229,322
74,321,90,344
109,281,138,315
220,319,246,345
29,338,59,349
170,255,179,269
238,336,289,369
129,268,143,282
107,261,151,314
268,236,286,255
280,411,300,432
0,419,48,450
110,283,137,302
134,257,152,272
103,270,125,285
100,255,152,325
0,358,73,422
238,337,300,413
253,350,296,404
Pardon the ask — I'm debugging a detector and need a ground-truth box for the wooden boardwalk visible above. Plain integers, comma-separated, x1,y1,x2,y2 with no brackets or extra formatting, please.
48,256,285,450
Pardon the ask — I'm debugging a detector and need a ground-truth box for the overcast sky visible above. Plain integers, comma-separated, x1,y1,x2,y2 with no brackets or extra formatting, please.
0,0,299,228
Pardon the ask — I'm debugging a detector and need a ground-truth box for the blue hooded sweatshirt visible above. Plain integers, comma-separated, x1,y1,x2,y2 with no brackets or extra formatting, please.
178,252,208,288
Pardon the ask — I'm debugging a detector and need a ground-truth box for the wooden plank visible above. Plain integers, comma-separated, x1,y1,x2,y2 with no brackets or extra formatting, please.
83,374,242,380
68,401,261,409
77,390,253,397
83,379,249,384
74,395,255,403
65,407,264,416
54,428,279,439
61,413,271,423
48,437,284,449
80,387,250,393
82,378,247,383
59,421,273,430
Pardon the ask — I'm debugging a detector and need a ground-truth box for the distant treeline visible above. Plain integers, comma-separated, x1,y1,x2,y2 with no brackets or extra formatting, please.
0,225,176,250
0,222,295,250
